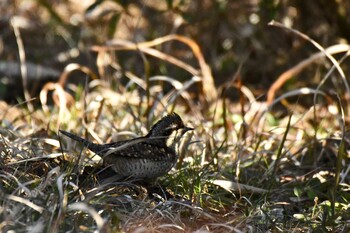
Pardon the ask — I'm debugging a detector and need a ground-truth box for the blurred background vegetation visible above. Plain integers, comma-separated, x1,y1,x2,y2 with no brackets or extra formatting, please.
1,0,349,103
1,1,350,232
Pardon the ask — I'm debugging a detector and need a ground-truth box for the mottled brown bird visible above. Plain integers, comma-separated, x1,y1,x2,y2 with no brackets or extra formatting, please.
60,113,193,179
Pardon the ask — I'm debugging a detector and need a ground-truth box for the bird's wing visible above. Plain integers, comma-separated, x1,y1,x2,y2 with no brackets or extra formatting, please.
103,141,174,161
60,131,173,160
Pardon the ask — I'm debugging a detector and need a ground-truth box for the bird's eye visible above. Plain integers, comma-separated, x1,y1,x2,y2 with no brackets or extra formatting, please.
163,126,178,136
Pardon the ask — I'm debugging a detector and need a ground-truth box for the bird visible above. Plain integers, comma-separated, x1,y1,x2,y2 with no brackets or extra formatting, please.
59,112,193,180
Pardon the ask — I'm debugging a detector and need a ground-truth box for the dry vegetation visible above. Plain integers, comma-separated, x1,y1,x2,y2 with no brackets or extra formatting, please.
1,0,350,232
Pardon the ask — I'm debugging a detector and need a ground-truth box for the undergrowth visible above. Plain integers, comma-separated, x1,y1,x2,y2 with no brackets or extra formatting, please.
1,2,350,232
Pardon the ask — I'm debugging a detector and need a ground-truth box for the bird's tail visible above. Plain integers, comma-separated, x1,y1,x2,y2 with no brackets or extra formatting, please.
59,130,105,154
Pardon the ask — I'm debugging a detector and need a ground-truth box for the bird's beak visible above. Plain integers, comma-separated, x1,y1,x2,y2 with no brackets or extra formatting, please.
184,126,194,132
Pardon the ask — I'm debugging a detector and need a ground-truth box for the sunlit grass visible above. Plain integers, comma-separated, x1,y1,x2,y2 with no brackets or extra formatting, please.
2,75,349,231
1,2,350,232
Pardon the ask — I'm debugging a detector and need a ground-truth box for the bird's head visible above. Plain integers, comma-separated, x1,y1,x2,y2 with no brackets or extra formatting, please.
146,112,193,148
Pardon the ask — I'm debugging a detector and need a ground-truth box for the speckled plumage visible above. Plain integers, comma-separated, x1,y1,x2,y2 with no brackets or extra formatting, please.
60,113,193,179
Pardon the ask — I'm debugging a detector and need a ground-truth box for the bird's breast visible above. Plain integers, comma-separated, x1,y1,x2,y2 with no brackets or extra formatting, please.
109,157,176,179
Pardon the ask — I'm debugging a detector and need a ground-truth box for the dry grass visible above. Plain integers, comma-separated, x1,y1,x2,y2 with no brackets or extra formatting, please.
1,1,350,232
2,45,350,231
